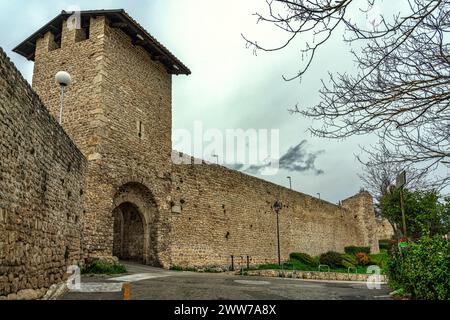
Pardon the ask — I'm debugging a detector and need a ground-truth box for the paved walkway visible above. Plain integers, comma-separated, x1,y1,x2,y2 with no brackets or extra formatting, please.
62,261,392,300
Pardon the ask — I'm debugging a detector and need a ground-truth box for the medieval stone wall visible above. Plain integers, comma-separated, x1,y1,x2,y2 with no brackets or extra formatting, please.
376,218,395,240
0,47,86,298
170,159,379,269
341,192,380,253
32,16,108,262
10,11,383,276
100,20,173,265
31,16,173,266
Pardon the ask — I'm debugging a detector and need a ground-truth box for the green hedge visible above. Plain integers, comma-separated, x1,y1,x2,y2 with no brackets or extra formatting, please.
289,252,318,267
387,236,450,300
81,261,127,274
370,252,388,269
341,254,357,268
319,251,342,268
379,239,394,252
344,246,371,255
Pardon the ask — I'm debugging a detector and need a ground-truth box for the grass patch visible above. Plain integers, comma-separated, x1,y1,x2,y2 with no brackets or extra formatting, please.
81,261,127,275
170,266,197,272
247,259,382,274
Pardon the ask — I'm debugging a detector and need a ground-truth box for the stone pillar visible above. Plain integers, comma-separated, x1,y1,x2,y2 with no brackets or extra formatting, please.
61,20,86,47
35,32,59,58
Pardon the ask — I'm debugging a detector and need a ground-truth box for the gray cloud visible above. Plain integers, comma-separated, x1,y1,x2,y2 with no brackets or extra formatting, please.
226,140,324,175
277,140,324,175
226,163,246,171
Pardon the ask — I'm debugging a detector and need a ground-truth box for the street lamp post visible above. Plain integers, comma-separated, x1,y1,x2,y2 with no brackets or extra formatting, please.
212,154,219,165
55,71,72,125
273,201,283,266
287,176,292,190
287,177,292,190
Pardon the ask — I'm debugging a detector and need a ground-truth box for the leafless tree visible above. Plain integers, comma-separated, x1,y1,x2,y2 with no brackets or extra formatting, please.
244,0,450,189
357,141,428,202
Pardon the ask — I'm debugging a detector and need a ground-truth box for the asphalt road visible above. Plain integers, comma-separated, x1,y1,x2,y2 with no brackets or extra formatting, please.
62,261,392,300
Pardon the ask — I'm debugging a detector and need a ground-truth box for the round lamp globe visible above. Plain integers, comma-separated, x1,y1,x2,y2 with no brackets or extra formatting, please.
55,71,72,87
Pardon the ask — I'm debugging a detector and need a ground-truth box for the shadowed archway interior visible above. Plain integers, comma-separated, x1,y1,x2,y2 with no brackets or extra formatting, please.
113,202,145,263
113,202,145,262
111,182,160,266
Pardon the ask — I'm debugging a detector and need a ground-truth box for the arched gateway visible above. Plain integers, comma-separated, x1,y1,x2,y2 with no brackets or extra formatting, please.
112,182,160,266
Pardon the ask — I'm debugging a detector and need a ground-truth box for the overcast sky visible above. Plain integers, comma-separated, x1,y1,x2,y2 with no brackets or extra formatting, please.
0,0,389,204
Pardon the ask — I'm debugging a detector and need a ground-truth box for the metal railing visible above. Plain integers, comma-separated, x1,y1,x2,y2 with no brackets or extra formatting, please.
231,255,252,275
318,264,330,272
347,266,358,275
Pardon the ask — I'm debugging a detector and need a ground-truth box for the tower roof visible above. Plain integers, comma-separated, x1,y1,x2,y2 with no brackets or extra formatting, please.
13,9,191,75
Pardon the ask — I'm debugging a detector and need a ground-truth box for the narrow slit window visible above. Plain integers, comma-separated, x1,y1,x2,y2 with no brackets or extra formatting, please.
138,121,143,139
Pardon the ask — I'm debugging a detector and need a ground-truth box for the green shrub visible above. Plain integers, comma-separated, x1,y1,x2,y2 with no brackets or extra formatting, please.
170,266,184,271
379,239,395,252
81,261,127,274
370,252,388,269
387,236,450,300
257,264,282,270
387,246,406,290
355,252,370,266
170,266,197,272
289,252,318,267
344,246,371,255
319,251,343,268
341,254,357,268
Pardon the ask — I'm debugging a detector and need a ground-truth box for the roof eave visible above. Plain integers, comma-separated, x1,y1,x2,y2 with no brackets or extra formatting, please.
12,9,191,75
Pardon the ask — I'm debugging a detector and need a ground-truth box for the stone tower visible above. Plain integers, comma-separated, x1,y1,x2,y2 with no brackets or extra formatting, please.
14,9,191,266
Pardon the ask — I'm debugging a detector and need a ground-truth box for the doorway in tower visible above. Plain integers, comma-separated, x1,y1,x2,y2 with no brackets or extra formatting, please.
113,202,145,263
112,182,160,266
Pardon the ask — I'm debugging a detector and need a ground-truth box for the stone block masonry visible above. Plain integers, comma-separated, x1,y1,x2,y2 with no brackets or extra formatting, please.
170,158,379,269
0,47,86,297
31,15,174,266
376,218,395,240
3,9,383,287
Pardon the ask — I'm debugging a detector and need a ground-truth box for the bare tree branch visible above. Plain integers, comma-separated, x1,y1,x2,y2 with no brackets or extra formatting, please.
247,0,450,190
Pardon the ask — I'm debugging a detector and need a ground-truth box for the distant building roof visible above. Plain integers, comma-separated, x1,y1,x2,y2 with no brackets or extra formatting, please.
13,9,191,75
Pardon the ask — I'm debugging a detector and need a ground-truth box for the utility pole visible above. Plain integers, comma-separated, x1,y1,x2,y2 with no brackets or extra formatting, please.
396,171,407,237
399,187,407,237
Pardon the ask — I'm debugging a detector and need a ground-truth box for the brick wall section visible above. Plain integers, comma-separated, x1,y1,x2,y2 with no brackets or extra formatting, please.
31,16,173,266
170,159,379,269
0,47,86,297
